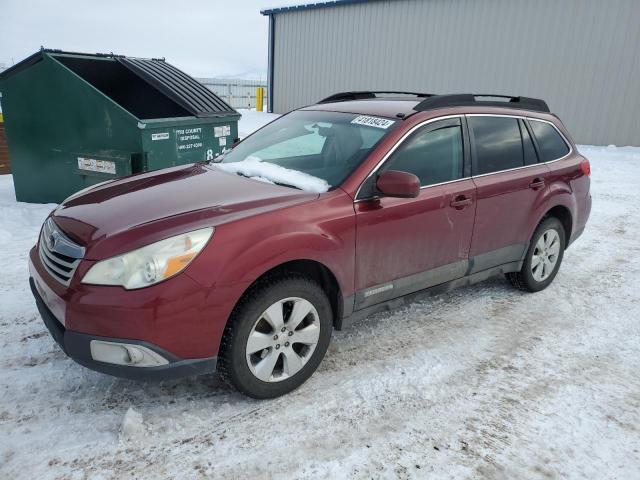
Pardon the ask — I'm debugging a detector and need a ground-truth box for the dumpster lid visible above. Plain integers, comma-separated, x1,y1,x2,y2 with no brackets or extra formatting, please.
0,50,46,80
117,57,237,118
0,49,238,119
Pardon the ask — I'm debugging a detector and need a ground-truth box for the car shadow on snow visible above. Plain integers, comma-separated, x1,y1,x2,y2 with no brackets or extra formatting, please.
43,276,521,412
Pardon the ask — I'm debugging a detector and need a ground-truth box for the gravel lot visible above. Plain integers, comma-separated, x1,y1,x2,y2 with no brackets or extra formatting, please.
1,119,639,479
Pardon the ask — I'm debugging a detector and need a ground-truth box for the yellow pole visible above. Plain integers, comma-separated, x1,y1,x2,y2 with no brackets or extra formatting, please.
256,87,264,112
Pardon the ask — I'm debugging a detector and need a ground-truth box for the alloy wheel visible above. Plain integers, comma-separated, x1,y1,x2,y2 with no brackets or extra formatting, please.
245,297,321,382
531,228,561,282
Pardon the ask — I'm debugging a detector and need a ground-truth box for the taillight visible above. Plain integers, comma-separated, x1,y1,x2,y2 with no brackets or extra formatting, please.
581,159,591,176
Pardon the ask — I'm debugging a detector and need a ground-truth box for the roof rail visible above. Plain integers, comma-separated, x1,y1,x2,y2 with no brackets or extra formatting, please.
318,91,434,103
414,94,550,113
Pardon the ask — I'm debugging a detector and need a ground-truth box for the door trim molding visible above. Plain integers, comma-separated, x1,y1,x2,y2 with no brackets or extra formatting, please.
340,260,523,330
355,259,468,310
352,243,527,312
467,243,527,274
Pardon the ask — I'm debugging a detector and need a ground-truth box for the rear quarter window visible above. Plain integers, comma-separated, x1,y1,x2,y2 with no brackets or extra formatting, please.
529,120,570,161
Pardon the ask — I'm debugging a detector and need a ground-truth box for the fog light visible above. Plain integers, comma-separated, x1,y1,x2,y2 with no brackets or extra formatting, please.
90,340,169,367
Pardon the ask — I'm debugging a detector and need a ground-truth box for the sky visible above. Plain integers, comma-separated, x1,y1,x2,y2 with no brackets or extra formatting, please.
0,0,273,79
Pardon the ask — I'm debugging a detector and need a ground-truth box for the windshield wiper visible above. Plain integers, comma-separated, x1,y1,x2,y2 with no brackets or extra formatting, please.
236,172,302,190
274,181,303,190
230,171,301,190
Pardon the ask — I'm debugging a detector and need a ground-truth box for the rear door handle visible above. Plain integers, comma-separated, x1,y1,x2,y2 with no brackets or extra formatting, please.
450,195,473,209
529,178,545,190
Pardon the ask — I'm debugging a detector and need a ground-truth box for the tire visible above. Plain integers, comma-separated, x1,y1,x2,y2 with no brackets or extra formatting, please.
218,274,333,399
506,217,566,293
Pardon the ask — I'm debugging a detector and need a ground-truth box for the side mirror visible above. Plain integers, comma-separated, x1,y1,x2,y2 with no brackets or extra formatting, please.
376,170,420,198
231,137,241,148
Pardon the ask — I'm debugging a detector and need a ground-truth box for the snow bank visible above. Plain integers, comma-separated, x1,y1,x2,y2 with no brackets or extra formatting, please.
236,109,279,139
0,176,55,321
0,176,55,242
215,156,330,193
578,144,640,162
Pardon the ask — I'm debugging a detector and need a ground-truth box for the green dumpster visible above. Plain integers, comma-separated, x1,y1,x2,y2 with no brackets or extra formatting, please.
0,49,241,203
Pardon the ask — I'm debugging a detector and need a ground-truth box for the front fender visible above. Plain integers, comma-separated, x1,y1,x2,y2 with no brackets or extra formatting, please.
185,190,356,307
183,190,356,356
219,230,352,293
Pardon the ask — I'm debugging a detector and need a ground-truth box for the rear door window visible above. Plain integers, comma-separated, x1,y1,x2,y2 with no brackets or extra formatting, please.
470,116,524,175
529,120,570,161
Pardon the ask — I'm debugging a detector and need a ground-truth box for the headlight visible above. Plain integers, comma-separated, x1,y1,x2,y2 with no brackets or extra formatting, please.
82,227,214,289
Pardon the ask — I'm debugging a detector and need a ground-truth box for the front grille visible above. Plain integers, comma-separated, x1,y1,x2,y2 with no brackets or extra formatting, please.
38,218,85,286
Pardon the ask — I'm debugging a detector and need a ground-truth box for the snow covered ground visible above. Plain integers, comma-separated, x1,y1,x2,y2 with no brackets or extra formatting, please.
236,109,279,138
1,111,639,479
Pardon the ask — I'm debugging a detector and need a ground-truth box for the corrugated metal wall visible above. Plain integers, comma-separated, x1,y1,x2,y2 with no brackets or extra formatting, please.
270,0,640,146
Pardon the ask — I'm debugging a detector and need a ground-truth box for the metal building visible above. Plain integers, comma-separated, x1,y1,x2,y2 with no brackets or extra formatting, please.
262,0,640,146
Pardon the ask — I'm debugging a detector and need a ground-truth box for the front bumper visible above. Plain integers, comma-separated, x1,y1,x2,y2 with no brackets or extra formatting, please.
30,278,217,381
28,245,231,360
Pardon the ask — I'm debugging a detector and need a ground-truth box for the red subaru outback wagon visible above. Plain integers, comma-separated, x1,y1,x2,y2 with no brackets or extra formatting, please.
30,92,591,398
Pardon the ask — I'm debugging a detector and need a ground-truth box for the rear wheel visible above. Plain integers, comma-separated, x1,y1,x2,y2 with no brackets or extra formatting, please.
507,217,566,292
218,274,332,399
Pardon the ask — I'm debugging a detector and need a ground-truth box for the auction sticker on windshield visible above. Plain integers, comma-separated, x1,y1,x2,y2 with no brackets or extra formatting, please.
351,115,395,129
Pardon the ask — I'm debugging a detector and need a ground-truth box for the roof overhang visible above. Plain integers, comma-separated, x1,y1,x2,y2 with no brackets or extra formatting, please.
261,0,376,15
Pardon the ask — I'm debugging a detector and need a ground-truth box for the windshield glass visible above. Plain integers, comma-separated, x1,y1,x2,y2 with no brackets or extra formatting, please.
215,110,398,192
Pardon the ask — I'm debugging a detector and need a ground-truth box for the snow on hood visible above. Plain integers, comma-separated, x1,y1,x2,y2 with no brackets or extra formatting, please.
215,157,330,193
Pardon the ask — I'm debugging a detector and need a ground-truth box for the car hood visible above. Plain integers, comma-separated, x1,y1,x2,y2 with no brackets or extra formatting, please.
52,163,317,259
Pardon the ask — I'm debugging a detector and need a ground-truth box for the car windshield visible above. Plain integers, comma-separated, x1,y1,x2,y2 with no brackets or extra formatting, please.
214,110,398,192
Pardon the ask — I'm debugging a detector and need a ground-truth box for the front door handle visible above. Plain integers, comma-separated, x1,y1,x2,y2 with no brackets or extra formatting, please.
529,178,545,190
450,195,473,209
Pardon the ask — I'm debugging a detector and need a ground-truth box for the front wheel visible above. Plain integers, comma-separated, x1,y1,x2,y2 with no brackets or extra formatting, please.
218,274,333,399
506,217,566,292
